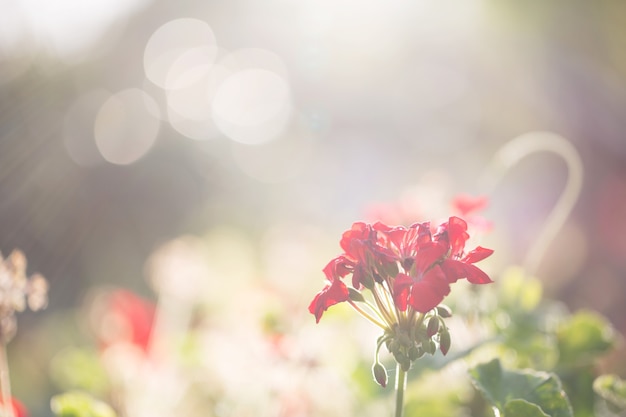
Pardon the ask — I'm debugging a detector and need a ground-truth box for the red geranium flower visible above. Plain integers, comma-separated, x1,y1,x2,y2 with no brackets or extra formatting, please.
310,210,495,383
95,289,156,353
310,216,493,323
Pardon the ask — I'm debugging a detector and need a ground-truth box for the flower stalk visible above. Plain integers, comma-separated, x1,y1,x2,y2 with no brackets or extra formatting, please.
309,215,495,416
395,363,407,417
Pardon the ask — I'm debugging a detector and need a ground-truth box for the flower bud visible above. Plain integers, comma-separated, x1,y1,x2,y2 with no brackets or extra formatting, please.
348,288,365,302
361,272,375,289
424,339,436,355
408,345,423,361
382,261,399,278
439,330,451,355
392,350,407,365
426,316,440,337
436,305,452,318
388,339,399,353
372,362,388,387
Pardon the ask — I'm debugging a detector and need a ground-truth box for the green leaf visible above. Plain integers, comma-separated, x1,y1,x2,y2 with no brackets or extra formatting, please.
593,374,626,412
556,310,616,366
469,358,573,417
503,399,550,417
50,391,117,417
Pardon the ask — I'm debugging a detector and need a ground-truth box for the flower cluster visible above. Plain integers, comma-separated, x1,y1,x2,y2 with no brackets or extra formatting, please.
309,216,493,378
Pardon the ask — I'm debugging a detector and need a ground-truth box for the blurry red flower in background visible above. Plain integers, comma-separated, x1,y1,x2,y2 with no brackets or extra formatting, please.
451,193,493,233
451,194,489,216
94,289,156,353
0,397,28,417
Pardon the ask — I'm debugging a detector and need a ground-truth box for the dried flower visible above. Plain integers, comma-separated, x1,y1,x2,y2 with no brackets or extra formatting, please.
0,250,48,342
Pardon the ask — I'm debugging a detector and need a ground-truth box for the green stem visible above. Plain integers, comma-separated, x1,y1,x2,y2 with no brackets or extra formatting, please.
394,362,407,417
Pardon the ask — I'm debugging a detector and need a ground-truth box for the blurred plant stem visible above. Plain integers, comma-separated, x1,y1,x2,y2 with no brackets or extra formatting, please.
0,343,15,417
481,132,583,277
395,363,407,417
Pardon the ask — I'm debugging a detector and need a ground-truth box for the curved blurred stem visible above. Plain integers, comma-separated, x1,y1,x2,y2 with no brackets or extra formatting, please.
0,343,15,417
394,363,407,417
481,133,583,277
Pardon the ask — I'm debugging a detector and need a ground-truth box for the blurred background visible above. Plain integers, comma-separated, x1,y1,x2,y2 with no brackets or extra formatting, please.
1,0,626,415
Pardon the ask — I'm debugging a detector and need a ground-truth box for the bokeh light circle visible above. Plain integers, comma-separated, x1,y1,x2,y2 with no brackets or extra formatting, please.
144,18,217,89
94,88,161,165
212,68,292,145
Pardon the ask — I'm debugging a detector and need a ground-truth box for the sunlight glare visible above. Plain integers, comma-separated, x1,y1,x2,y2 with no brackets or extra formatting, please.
16,0,150,61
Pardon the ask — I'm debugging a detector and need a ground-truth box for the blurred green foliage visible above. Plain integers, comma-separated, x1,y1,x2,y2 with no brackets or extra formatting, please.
469,358,573,417
50,392,116,417
593,374,626,417
49,347,109,395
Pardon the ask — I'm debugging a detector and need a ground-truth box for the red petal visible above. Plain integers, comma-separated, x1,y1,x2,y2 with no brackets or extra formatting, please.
339,222,370,254
446,216,469,256
308,279,350,323
408,266,450,313
439,259,467,283
440,259,493,284
464,263,493,284
462,246,494,264
413,242,447,273
392,273,413,311
323,255,354,281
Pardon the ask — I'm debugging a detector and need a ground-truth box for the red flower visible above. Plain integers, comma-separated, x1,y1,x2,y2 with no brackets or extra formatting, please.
392,241,450,313
310,216,493,323
0,397,28,417
373,221,432,269
96,289,156,352
337,222,396,288
451,194,488,216
451,193,493,233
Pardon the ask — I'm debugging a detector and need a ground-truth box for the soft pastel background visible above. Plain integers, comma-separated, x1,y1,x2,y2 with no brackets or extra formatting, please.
1,1,625,416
